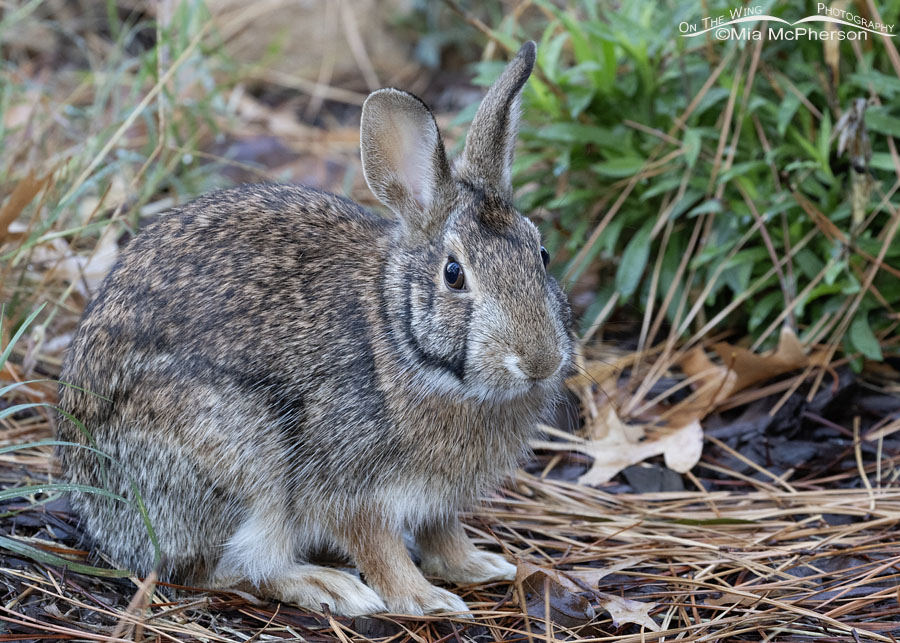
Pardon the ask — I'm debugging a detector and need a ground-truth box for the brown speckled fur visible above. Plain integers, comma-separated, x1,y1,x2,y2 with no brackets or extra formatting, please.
57,42,574,616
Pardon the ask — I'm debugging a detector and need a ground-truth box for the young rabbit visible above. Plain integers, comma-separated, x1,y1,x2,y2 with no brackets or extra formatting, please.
57,41,573,617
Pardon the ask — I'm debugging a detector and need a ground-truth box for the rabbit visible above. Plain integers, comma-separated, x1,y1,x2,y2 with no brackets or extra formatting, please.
57,41,573,617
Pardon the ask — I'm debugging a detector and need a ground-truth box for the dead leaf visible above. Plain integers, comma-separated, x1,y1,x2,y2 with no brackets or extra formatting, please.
705,591,762,607
596,592,660,631
712,327,818,391
681,327,828,409
517,561,595,628
515,561,660,632
534,409,703,485
563,557,646,589
668,346,738,424
537,328,827,487
0,171,49,242
585,400,644,443
517,558,643,594
661,420,704,473
524,575,595,628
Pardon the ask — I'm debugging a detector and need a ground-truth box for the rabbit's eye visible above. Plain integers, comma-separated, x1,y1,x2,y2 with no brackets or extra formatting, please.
444,259,465,290
540,246,550,268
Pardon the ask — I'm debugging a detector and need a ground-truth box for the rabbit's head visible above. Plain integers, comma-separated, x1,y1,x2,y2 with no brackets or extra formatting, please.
361,42,572,403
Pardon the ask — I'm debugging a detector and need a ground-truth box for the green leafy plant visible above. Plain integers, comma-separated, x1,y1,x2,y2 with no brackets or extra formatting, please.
468,0,899,366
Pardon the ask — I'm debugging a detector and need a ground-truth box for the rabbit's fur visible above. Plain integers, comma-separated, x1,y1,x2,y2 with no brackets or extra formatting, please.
57,42,573,617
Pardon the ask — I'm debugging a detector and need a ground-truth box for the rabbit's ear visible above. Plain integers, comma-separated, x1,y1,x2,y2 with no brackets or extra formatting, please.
361,89,452,233
456,41,536,199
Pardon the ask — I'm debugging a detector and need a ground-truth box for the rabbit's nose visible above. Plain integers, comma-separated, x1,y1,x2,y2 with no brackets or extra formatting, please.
512,351,562,381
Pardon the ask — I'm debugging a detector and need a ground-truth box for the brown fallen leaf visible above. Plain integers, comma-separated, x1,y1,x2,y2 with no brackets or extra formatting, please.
517,558,644,594
713,327,819,390
515,560,659,631
676,343,739,413
0,171,49,242
517,560,595,628
681,327,828,409
535,328,829,486
536,327,830,487
705,591,763,607
523,573,595,628
562,557,647,590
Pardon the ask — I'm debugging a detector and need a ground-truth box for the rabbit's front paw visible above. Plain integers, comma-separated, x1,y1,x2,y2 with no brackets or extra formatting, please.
386,584,471,617
422,549,517,585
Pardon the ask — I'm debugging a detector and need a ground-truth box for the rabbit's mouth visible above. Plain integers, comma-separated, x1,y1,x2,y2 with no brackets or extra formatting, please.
522,374,561,394
444,366,563,405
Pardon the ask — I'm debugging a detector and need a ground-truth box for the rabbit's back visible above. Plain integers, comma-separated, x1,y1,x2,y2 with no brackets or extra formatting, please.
62,183,390,416
69,183,387,372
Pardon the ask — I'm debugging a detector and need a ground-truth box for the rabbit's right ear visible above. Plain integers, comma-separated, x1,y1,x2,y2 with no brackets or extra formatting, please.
361,89,452,234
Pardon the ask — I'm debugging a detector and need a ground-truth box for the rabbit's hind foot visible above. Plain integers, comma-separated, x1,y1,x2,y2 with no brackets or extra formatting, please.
260,564,387,617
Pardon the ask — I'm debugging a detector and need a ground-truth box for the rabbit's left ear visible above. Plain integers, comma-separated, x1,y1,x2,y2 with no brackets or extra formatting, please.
455,41,536,199
361,89,452,235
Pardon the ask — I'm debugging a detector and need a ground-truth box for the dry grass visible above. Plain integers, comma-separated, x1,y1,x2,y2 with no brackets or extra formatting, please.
1,397,900,641
2,326,899,641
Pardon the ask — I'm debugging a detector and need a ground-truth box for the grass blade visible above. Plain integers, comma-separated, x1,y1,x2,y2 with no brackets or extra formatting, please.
0,535,132,578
